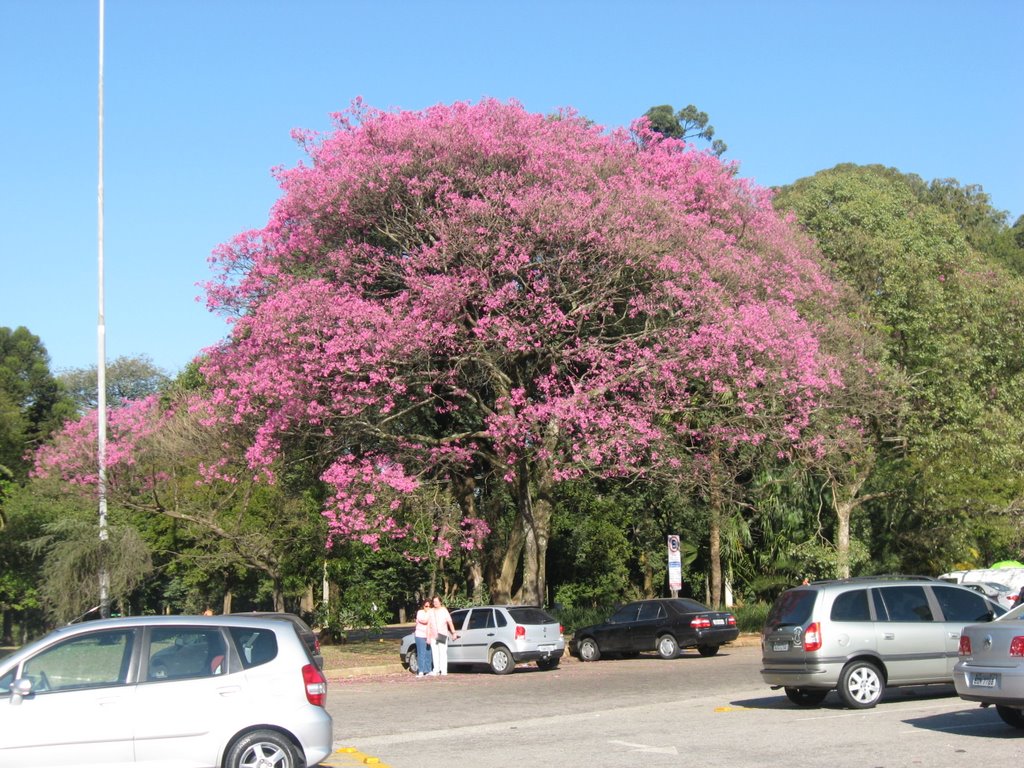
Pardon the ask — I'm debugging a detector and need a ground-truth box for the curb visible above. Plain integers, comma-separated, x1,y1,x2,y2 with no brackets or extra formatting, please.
324,633,760,680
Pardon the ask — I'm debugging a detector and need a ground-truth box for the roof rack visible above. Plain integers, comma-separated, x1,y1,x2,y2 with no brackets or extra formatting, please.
806,574,940,585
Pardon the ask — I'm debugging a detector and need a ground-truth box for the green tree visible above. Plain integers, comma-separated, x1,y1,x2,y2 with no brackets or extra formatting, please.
58,354,171,412
775,165,1024,571
642,103,728,156
0,327,75,480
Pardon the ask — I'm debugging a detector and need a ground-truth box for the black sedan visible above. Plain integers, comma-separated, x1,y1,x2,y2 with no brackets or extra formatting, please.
570,598,738,661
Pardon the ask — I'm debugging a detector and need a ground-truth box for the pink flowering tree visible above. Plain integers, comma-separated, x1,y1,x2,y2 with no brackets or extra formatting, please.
199,100,850,605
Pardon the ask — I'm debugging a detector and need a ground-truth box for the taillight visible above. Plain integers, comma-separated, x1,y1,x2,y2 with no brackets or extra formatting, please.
959,636,972,656
1010,637,1024,657
690,617,711,629
515,625,526,640
803,622,822,652
727,615,737,626
302,663,327,707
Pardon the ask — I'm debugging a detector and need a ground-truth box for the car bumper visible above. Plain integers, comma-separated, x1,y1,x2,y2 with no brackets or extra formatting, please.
954,665,1024,705
512,648,565,664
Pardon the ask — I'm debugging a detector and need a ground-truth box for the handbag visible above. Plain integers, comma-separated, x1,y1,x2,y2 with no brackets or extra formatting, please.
436,634,447,645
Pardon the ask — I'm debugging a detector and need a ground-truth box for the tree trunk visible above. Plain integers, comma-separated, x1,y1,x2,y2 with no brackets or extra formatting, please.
491,514,525,604
830,469,868,579
708,450,724,608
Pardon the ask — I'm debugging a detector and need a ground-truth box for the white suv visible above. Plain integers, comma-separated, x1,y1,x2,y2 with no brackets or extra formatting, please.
1,615,333,768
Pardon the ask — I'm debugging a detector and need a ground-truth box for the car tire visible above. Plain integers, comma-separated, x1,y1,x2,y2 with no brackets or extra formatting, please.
577,637,601,662
837,660,884,708
407,648,419,675
696,644,719,657
657,634,679,659
784,687,828,707
489,644,515,675
996,705,1024,729
226,729,300,768
536,657,560,671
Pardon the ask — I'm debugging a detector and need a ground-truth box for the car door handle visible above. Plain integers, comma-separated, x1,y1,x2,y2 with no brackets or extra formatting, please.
883,632,895,640
216,685,242,696
948,632,960,639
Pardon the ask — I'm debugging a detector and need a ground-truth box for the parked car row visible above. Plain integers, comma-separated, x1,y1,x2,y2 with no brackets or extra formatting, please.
760,575,1019,721
399,598,739,676
1,614,331,768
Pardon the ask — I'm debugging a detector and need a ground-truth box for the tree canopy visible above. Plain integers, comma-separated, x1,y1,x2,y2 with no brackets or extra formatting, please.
193,100,853,604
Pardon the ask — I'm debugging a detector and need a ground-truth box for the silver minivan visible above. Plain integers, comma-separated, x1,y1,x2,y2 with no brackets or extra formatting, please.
401,605,564,674
761,576,1004,708
1,615,333,768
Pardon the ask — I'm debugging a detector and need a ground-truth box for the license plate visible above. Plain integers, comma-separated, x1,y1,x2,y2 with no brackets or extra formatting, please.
713,618,725,625
772,642,790,652
971,673,999,688
538,644,555,652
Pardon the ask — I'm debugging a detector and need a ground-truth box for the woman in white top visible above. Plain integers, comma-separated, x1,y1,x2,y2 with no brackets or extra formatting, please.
429,595,459,676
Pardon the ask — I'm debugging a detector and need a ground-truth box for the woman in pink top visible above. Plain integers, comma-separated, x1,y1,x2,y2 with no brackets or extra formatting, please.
429,595,459,676
413,599,434,677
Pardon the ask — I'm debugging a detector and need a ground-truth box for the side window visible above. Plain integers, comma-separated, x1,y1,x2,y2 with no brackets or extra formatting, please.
450,610,469,631
467,609,494,630
637,602,663,621
610,604,641,624
878,586,933,622
494,610,507,628
933,586,994,623
229,628,278,670
831,590,871,621
21,629,134,693
148,627,228,680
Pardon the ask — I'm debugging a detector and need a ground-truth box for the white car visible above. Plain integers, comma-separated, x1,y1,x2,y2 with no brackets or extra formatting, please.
1,615,333,768
400,605,564,674
955,603,1024,728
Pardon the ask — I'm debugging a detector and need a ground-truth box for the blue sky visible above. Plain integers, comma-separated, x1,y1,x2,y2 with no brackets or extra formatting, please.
2,1,1021,376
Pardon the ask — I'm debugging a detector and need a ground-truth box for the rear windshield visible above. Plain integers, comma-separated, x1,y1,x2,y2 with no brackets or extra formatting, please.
506,607,557,625
765,589,817,629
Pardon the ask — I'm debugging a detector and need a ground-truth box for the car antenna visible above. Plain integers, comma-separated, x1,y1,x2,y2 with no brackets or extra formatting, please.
68,605,102,625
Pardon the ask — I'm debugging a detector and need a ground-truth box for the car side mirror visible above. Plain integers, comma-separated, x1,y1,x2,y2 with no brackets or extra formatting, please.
9,678,32,705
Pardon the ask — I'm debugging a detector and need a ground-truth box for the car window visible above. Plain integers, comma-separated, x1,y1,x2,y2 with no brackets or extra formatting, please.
765,589,816,629
467,609,495,630
877,586,933,622
230,628,278,669
637,602,665,621
607,604,640,624
831,589,871,621
505,607,557,624
147,627,228,680
494,609,507,627
933,585,995,623
450,610,469,630
20,629,134,693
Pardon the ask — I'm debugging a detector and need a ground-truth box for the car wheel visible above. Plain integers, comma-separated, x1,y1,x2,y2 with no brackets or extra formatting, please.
226,729,300,768
657,634,679,659
837,660,884,708
996,705,1024,729
784,687,828,707
536,657,560,671
407,648,419,675
697,644,719,657
489,644,515,675
577,637,601,662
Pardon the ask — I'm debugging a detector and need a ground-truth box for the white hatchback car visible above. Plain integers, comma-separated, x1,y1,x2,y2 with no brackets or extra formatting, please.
0,615,333,768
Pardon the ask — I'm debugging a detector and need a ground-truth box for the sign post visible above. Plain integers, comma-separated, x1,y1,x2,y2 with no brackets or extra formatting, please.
667,535,682,598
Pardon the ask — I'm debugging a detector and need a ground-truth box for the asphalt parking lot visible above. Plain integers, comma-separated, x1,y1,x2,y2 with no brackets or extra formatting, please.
322,642,1024,768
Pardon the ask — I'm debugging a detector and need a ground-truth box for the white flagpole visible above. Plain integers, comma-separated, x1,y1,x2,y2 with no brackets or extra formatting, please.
97,0,110,619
